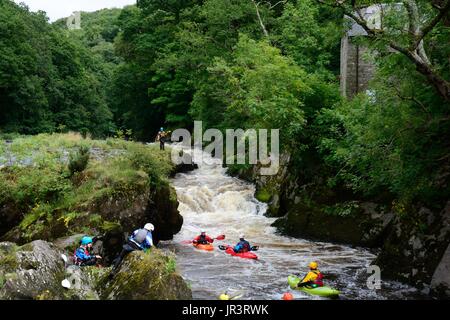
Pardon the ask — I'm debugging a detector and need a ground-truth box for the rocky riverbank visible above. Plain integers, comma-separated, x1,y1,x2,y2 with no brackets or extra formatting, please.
0,240,191,300
228,155,450,298
0,133,194,300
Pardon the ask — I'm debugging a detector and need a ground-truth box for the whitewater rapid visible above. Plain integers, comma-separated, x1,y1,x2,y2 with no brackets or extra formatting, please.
160,147,422,300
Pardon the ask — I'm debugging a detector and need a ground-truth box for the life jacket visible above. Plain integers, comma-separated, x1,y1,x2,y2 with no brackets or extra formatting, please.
236,240,250,253
196,234,208,244
158,131,167,142
311,270,324,287
132,229,148,244
73,247,89,266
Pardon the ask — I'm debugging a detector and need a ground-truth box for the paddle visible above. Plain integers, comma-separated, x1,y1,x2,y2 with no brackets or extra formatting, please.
182,234,225,244
219,245,259,251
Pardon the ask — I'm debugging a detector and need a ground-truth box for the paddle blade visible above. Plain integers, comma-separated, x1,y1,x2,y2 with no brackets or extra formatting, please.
218,245,229,250
215,235,225,241
181,240,193,244
251,246,259,251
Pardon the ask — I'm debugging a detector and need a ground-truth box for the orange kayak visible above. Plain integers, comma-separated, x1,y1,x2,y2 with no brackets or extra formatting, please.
193,243,214,251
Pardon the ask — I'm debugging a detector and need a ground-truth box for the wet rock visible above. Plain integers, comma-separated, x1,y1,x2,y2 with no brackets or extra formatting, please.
272,201,393,247
100,250,191,300
228,152,291,217
147,184,183,244
374,201,450,296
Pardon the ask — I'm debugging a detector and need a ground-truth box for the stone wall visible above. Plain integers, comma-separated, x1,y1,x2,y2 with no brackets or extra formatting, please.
340,36,376,98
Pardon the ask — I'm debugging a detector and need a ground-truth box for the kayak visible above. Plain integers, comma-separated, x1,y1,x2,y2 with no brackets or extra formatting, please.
225,247,258,260
193,243,214,251
288,275,340,298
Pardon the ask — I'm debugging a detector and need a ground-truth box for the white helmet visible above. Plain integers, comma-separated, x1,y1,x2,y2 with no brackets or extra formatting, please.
239,234,245,239
144,223,155,231
201,230,206,234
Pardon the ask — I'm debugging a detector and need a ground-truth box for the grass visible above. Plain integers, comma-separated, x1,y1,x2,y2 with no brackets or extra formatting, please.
0,133,174,242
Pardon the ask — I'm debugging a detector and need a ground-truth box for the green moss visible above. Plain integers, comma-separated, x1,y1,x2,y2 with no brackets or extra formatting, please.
101,249,191,300
165,256,177,274
101,220,122,233
323,201,361,217
255,188,272,203
19,243,34,252
0,255,19,273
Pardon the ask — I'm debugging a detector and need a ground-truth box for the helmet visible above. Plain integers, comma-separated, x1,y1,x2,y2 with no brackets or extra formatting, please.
81,236,93,245
160,127,164,131
200,230,206,234
282,292,294,300
144,223,155,231
219,293,230,300
239,234,245,239
309,261,318,270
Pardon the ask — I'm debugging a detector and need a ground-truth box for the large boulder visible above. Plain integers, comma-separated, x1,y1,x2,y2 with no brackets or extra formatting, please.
374,201,450,295
228,153,291,217
100,250,192,300
147,184,183,244
0,240,66,299
272,200,394,247
1,181,184,262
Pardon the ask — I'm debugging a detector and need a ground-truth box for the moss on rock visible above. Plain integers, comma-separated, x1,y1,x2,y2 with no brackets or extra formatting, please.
255,189,272,203
101,249,191,300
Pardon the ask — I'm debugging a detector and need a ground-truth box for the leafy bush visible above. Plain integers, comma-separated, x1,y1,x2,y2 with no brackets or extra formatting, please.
68,146,90,176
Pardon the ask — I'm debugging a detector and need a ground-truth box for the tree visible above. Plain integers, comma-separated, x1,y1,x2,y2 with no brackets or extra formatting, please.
317,0,450,101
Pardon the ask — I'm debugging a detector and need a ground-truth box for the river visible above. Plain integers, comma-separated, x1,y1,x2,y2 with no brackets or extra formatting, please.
160,147,424,300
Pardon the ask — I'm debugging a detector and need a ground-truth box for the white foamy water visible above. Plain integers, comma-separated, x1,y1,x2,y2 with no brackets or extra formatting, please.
160,147,423,300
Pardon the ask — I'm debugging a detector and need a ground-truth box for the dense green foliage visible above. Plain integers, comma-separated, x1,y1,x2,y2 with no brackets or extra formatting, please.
0,0,114,136
1,0,449,211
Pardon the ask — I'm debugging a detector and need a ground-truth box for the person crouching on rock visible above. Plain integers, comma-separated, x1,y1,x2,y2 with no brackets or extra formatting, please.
74,236,102,267
112,223,155,271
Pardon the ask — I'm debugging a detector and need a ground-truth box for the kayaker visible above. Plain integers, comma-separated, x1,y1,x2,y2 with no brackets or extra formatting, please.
233,234,251,253
193,230,214,245
112,223,155,271
298,262,324,288
74,236,102,267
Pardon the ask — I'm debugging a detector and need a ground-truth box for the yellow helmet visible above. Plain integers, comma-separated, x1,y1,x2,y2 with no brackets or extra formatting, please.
309,261,318,269
219,293,230,300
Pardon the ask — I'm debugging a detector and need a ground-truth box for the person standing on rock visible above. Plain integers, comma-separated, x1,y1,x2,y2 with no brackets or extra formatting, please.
156,127,167,151
112,223,155,271
74,236,102,267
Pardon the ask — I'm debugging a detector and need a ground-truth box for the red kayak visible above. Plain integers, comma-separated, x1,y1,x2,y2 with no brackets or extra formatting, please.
224,247,258,260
